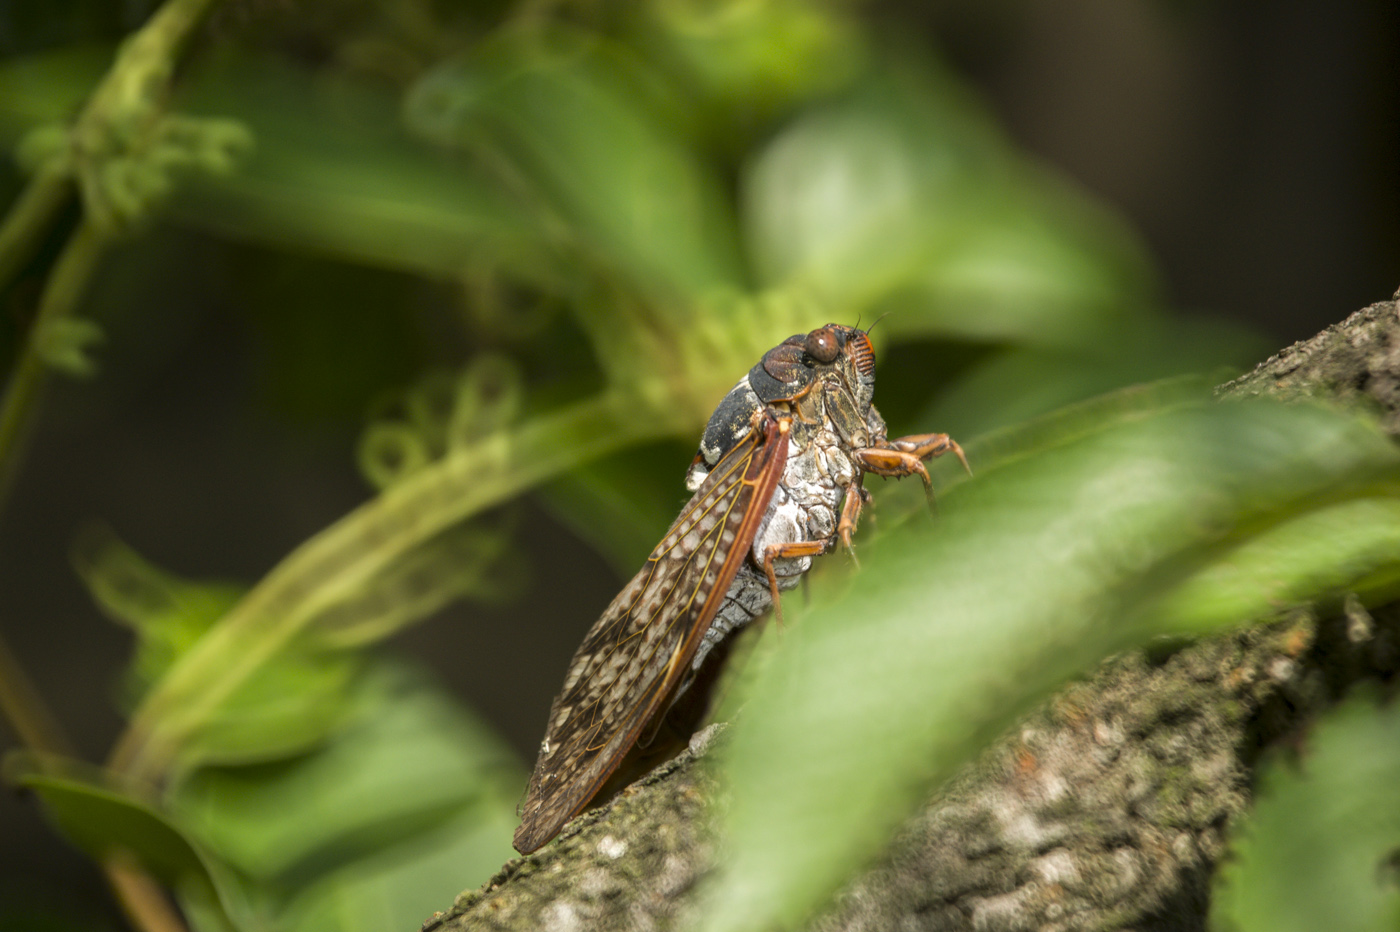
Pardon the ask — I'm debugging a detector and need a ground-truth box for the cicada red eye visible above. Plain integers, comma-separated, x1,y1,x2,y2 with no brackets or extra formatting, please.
805,327,840,364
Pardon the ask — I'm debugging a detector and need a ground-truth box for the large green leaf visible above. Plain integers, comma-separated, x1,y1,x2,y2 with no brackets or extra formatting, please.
633,0,866,125
275,808,518,932
73,532,362,767
1211,692,1400,932
404,28,747,307
742,60,1158,344
702,396,1400,932
7,660,523,932
4,755,253,932
169,662,521,886
167,52,548,283
910,316,1268,440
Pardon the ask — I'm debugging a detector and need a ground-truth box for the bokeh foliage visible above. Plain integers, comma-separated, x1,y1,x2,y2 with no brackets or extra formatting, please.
0,2,1395,931
1210,690,1400,932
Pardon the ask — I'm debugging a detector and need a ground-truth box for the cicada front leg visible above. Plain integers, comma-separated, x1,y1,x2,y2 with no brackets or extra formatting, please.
854,432,971,508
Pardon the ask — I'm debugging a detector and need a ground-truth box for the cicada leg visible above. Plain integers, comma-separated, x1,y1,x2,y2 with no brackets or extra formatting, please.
853,433,970,510
762,538,832,626
837,479,873,566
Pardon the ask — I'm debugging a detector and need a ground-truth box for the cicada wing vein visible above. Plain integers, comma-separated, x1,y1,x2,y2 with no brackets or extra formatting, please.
513,414,789,853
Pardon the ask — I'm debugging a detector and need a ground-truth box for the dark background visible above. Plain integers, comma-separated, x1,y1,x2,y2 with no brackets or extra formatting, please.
1,0,1396,926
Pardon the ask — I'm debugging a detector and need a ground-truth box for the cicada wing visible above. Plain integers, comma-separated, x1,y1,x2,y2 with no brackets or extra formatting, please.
513,414,789,854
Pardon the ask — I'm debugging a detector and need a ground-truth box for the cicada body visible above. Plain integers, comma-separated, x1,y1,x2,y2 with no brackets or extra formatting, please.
513,324,967,854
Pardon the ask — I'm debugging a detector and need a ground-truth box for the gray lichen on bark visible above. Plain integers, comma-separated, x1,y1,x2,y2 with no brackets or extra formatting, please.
1219,287,1400,426
426,290,1400,932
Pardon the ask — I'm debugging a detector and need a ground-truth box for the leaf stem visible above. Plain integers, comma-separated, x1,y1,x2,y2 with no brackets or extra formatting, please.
0,630,74,756
110,390,688,782
0,636,192,932
0,4,229,931
103,851,191,932
78,0,222,125
0,170,75,297
0,219,106,511
0,0,228,512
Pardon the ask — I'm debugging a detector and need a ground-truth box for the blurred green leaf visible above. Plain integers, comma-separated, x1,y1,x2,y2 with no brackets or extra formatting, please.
703,396,1400,932
1148,498,1400,633
178,652,363,769
539,438,694,574
166,52,550,283
1211,692,1400,932
73,531,362,765
404,28,747,309
743,60,1158,344
0,44,110,141
0,44,548,280
7,660,522,932
170,662,521,929
73,529,243,696
4,754,252,932
634,0,867,126
276,809,517,932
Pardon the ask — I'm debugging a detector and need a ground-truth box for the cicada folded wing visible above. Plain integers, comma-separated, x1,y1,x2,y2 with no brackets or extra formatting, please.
513,414,790,854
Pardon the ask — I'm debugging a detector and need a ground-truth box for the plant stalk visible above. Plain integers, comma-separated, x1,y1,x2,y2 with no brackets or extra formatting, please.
0,219,106,511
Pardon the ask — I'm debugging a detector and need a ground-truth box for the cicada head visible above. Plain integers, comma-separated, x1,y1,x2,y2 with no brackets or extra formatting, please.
690,324,877,487
749,325,876,408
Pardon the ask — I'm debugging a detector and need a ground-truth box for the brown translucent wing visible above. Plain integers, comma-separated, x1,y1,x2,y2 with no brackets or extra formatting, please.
513,414,789,853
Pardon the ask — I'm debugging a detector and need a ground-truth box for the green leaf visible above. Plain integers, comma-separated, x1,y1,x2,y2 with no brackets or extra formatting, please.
4,754,252,932
169,662,520,886
635,0,867,121
404,28,747,305
0,44,111,141
165,52,549,283
7,661,522,932
177,651,363,768
1211,693,1400,932
539,438,694,574
912,316,1270,440
703,398,1400,932
73,531,362,765
743,60,1157,343
276,807,518,932
1146,497,1400,633
72,529,243,696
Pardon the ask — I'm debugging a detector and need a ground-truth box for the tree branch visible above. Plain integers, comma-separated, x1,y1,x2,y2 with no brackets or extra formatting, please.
426,289,1400,932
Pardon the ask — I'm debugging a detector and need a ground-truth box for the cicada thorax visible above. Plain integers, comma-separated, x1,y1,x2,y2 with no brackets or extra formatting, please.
688,325,878,490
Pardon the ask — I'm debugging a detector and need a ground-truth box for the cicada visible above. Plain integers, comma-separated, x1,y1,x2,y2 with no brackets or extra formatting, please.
513,324,968,853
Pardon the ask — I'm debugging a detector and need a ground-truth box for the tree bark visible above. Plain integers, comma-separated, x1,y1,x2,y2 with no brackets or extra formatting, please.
425,289,1400,932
